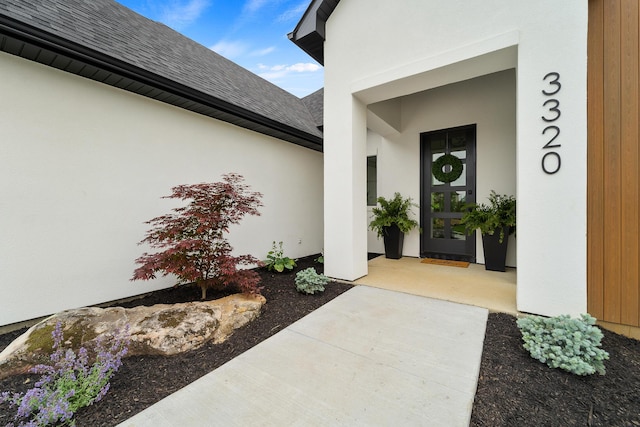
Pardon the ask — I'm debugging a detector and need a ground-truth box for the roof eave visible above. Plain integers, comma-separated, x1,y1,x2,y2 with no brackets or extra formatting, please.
288,0,340,66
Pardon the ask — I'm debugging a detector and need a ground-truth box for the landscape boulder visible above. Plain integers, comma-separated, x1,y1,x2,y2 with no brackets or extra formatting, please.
0,293,266,379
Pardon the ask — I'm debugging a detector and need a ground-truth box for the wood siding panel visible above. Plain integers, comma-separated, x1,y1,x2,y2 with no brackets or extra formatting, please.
588,0,605,320
620,0,639,326
603,0,622,323
588,0,640,327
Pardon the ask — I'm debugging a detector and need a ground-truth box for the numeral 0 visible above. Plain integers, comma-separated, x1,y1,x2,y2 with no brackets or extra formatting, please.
542,152,561,174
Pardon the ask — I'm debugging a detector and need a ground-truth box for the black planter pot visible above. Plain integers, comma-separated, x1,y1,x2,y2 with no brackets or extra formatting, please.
481,226,510,272
383,224,404,259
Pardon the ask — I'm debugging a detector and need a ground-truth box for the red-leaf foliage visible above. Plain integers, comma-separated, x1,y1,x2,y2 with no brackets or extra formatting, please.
131,173,264,299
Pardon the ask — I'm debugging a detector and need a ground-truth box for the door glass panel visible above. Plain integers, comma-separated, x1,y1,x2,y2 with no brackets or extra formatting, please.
450,149,467,159
430,136,446,186
366,156,377,206
449,161,466,187
444,145,466,186
450,218,466,240
431,152,445,186
450,131,467,150
430,137,446,153
431,218,445,239
431,192,444,212
450,191,466,212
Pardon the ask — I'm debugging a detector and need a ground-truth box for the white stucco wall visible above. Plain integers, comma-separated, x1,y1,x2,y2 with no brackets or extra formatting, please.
323,0,588,316
0,52,324,326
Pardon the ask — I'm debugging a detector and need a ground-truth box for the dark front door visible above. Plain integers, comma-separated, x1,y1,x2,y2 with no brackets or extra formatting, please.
420,125,476,262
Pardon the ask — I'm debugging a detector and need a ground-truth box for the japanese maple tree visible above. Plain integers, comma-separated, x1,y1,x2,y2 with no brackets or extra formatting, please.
132,173,263,299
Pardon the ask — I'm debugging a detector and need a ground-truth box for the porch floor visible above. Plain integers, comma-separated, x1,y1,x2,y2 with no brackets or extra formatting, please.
354,256,517,314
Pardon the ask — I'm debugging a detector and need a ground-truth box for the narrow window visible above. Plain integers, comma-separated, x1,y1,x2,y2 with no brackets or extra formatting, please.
367,156,377,206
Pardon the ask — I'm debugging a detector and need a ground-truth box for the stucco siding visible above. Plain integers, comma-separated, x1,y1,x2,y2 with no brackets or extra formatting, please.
323,0,588,316
0,52,324,326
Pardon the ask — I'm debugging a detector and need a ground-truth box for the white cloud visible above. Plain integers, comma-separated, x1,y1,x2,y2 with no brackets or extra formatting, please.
243,0,269,13
160,0,210,30
277,2,307,23
287,63,321,72
210,40,249,58
250,46,276,57
258,62,321,80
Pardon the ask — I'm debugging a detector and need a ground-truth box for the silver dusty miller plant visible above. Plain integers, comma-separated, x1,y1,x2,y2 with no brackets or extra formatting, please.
295,268,330,294
516,313,609,376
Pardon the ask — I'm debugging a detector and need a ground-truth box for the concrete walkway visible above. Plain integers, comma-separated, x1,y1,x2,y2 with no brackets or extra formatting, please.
118,286,488,427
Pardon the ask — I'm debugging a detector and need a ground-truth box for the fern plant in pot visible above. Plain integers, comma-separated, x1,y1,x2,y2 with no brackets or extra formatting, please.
461,191,516,271
369,192,420,259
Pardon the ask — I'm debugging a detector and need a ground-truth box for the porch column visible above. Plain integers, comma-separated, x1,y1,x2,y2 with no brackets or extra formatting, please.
515,7,589,317
323,91,368,281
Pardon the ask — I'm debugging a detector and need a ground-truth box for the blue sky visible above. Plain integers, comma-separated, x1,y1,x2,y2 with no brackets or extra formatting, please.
115,0,322,98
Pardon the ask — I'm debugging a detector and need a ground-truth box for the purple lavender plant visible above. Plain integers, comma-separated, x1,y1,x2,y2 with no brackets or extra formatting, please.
0,322,130,426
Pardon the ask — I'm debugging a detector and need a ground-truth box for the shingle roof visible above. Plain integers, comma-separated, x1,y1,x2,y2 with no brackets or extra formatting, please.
302,88,323,129
0,0,323,150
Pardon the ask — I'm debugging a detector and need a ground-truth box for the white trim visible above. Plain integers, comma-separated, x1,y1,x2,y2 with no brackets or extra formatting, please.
351,31,520,104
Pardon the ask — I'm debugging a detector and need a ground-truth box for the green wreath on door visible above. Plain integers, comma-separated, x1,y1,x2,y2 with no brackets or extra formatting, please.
432,153,463,183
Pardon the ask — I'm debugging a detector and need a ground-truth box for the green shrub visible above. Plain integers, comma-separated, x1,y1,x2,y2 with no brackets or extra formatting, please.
369,192,420,238
461,190,516,243
295,268,330,294
516,313,609,376
264,241,296,273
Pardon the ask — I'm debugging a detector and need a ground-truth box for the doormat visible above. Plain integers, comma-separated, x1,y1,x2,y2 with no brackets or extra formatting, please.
421,258,470,268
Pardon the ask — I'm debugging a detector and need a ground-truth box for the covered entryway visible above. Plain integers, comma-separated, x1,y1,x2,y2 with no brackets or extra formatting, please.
365,68,516,267
294,0,589,320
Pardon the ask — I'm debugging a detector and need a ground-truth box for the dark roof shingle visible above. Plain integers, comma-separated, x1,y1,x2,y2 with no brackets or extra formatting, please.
302,88,323,129
0,0,323,149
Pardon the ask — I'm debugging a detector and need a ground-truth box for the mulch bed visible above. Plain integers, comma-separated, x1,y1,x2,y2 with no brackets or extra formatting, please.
1,255,639,426
471,313,640,427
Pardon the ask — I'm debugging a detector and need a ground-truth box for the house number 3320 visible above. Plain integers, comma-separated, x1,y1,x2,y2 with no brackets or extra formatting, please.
541,72,561,174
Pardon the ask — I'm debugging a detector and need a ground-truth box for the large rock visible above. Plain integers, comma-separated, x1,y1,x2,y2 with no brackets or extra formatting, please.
0,293,266,379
